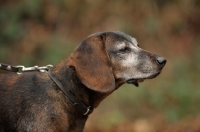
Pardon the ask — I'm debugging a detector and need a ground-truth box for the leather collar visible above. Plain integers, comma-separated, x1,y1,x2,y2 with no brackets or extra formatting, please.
47,69,93,116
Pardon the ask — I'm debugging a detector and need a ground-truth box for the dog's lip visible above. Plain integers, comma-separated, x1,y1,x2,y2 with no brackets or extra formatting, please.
126,72,161,87
126,79,144,87
126,79,144,83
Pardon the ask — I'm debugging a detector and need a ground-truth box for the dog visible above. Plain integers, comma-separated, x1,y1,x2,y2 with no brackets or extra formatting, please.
0,31,166,132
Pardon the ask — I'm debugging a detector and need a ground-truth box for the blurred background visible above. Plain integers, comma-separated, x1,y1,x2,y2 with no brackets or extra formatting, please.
0,0,200,131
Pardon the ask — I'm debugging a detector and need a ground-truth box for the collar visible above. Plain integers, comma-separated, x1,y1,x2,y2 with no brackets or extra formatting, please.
47,69,93,116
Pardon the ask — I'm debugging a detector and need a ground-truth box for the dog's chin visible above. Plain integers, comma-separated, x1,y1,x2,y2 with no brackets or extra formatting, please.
126,72,161,87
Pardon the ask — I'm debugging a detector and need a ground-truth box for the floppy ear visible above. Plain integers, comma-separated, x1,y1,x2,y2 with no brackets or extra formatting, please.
69,33,115,93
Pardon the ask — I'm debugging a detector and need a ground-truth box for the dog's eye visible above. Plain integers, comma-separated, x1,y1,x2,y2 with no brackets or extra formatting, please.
119,47,131,53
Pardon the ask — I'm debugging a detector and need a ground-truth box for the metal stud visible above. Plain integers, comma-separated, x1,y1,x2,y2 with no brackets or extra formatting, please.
7,66,11,70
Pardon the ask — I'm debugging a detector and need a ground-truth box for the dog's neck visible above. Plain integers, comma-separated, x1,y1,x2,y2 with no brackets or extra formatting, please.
51,59,123,109
49,58,125,132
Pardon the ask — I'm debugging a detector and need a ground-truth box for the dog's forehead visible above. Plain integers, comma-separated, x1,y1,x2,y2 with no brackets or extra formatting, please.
112,31,138,46
107,31,137,46
112,31,133,43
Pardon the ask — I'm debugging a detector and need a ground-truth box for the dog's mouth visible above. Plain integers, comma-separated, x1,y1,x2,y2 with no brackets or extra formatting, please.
126,72,160,87
126,78,144,87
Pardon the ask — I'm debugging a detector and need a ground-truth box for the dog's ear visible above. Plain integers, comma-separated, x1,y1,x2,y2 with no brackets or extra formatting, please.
69,33,115,93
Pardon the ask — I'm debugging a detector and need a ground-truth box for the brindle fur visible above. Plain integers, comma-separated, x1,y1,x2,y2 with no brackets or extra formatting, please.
0,31,166,132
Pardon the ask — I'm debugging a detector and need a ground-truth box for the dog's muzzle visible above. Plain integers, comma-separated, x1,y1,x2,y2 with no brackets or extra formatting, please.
126,56,167,87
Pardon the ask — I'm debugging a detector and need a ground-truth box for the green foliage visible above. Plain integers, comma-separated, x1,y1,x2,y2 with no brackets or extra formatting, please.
0,0,200,130
0,0,42,44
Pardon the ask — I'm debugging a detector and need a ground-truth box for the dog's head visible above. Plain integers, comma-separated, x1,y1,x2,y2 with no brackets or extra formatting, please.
69,31,166,92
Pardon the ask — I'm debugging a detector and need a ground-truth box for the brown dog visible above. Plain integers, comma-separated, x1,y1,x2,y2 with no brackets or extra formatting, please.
0,31,166,132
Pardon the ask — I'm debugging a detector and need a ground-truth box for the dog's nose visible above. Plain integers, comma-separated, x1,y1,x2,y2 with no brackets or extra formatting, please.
156,57,167,66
